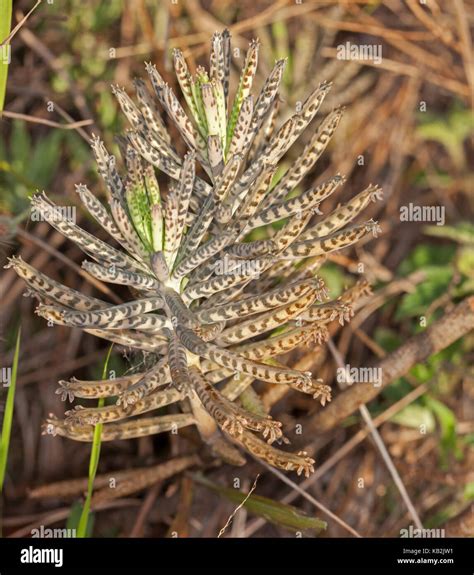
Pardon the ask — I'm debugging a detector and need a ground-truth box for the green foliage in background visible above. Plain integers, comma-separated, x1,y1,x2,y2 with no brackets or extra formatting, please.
373,222,473,479
0,121,89,217
417,105,474,171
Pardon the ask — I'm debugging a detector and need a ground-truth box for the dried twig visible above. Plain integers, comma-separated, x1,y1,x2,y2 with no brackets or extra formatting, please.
244,381,430,537
326,338,423,529
1,110,93,130
9,499,140,538
256,460,362,538
0,0,41,47
217,474,259,538
312,296,474,432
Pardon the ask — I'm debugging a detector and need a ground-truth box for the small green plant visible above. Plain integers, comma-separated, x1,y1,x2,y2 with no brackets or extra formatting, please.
7,31,382,476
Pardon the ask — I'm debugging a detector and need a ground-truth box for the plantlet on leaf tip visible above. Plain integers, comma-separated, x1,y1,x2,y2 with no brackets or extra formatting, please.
6,30,382,477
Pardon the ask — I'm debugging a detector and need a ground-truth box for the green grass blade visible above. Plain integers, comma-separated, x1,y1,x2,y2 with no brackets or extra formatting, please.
76,344,114,538
0,326,21,492
0,0,13,113
193,473,327,533
67,500,94,537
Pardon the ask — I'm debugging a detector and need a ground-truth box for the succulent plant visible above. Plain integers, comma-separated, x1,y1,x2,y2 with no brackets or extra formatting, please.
6,30,382,477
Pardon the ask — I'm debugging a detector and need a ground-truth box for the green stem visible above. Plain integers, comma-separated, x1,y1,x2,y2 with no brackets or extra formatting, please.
76,344,114,537
0,326,20,492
